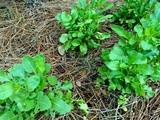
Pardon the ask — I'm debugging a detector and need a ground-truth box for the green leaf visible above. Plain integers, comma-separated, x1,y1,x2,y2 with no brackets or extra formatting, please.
49,111,55,118
88,40,100,48
76,99,88,115
77,0,87,9
108,81,117,90
35,92,52,112
55,13,61,22
61,81,73,90
17,99,35,112
26,75,40,91
64,40,72,51
0,70,9,82
103,2,114,11
72,39,81,47
0,111,17,120
0,83,14,100
9,64,25,79
10,89,29,102
95,32,110,40
128,50,147,64
47,76,57,86
136,64,154,75
106,61,119,70
109,45,125,60
85,19,93,24
60,34,69,43
140,40,153,50
80,43,88,55
52,97,72,115
134,24,143,37
34,54,46,74
22,56,36,73
111,25,129,39
61,12,72,22
98,66,109,80
44,63,51,74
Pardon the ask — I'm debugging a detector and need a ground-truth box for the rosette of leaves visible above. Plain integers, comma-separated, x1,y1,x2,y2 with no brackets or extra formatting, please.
0,54,88,120
55,0,113,55
111,0,156,28
98,3,160,107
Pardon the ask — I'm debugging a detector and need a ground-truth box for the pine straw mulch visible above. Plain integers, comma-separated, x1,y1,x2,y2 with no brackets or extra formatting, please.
0,0,160,120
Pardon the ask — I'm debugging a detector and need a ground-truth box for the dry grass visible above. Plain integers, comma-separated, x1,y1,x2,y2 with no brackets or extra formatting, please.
0,0,159,120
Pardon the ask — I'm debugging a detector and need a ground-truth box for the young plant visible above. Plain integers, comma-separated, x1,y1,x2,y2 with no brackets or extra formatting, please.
98,3,160,106
55,0,113,55
111,0,156,28
0,54,88,120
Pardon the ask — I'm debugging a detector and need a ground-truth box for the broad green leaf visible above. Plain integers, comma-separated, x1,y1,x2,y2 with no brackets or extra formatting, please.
34,54,46,74
72,39,80,47
80,43,88,55
88,40,100,48
71,8,78,20
111,25,128,39
60,34,68,43
103,2,114,11
10,89,29,102
9,64,25,79
128,50,147,64
61,12,72,22
61,81,73,90
55,13,61,22
0,111,17,120
49,111,55,118
134,24,143,37
128,37,136,45
64,40,72,51
52,97,72,115
108,82,116,90
76,99,88,115
106,61,119,70
17,99,35,112
140,40,153,50
109,45,125,60
47,76,57,86
0,70,9,82
22,56,36,73
77,0,87,9
144,85,155,98
95,32,110,40
0,83,14,100
26,75,40,91
44,63,51,74
85,19,93,24
98,66,109,80
35,92,52,112
101,49,109,61
136,64,154,75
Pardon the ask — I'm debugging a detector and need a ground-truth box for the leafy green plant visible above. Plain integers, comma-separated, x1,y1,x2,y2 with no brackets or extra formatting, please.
0,54,88,120
55,0,113,55
111,0,156,28
98,3,160,106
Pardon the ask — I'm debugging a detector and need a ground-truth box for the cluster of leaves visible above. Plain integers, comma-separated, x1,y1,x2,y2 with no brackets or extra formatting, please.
0,54,88,120
55,0,113,55
98,3,160,107
111,0,156,28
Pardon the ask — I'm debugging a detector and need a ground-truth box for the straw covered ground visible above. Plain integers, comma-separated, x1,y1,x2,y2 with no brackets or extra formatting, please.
0,0,159,120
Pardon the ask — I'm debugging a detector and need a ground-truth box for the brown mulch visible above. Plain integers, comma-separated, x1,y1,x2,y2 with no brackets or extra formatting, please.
0,0,159,120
